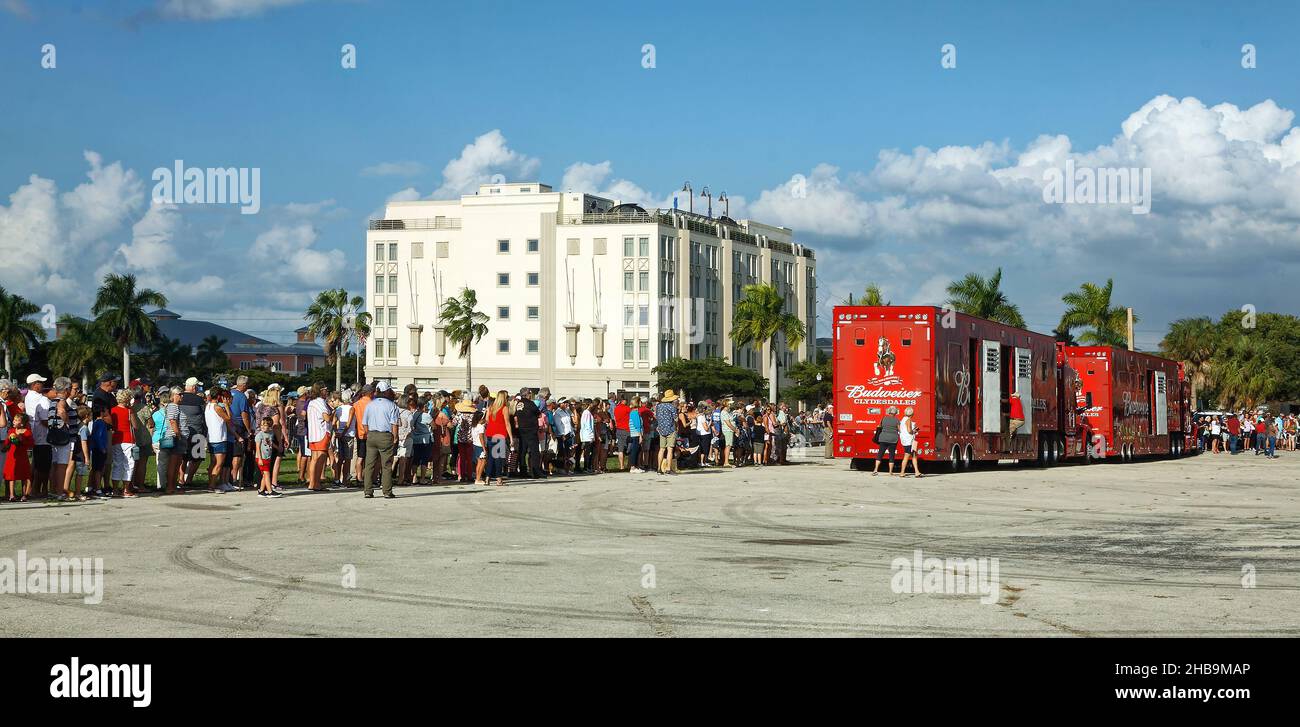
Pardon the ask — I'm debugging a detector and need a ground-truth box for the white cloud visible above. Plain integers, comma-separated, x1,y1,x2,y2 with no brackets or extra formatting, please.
62,151,145,245
0,175,61,286
431,130,541,198
251,222,346,288
116,202,181,271
760,95,1300,347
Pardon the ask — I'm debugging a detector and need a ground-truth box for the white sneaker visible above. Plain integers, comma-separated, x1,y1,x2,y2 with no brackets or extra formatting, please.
630,467,644,474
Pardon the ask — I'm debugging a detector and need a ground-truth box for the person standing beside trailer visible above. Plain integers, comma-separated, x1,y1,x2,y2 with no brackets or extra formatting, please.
1210,416,1222,453
898,406,922,478
872,406,901,476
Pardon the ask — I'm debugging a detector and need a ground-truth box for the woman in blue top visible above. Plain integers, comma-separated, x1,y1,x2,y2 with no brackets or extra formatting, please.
627,396,645,474
654,390,680,475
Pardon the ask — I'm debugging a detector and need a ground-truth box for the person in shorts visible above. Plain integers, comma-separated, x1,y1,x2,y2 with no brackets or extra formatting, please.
255,417,281,498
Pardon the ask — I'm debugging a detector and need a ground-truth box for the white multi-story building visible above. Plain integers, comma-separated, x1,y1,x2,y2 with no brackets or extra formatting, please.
364,182,816,398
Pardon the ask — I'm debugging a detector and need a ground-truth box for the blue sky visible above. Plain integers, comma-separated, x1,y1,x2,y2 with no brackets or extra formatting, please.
2,0,1299,348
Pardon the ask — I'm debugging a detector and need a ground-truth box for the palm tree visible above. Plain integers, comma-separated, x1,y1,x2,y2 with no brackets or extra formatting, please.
353,309,372,385
0,286,45,377
304,288,368,391
730,283,807,402
1212,333,1284,408
1058,279,1132,347
945,268,1025,327
438,288,489,391
858,283,889,306
48,316,115,389
196,335,229,370
91,273,167,383
149,336,193,378
1161,317,1216,409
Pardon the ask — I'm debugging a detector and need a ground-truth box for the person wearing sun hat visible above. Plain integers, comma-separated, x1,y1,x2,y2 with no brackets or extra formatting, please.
453,395,476,482
654,389,679,475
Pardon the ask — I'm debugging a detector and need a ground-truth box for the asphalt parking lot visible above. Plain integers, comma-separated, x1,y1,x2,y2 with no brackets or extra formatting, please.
0,448,1295,637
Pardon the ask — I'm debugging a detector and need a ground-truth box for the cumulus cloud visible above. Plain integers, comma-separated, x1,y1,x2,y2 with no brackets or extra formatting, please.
251,222,346,287
752,95,1300,347
431,130,541,199
116,202,182,271
62,151,145,244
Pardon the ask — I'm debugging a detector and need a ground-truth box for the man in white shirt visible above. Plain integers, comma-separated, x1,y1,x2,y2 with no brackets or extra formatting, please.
24,373,52,497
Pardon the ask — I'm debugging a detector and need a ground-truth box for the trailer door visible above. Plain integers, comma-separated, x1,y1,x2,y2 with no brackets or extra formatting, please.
1152,370,1168,435
1015,347,1033,434
981,339,1001,433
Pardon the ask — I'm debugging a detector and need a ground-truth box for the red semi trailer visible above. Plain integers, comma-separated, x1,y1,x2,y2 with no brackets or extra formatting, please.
1060,345,1193,460
831,306,1193,470
831,305,1072,470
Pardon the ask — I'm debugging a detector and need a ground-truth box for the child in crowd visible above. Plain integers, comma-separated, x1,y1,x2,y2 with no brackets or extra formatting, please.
72,406,93,500
4,413,33,501
472,410,487,485
255,417,281,498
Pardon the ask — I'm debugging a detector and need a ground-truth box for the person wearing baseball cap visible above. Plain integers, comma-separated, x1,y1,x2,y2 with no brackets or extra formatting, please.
23,373,53,496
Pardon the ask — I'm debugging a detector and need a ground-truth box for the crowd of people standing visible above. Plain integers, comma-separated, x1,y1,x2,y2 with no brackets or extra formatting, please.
1196,411,1293,458
0,370,830,503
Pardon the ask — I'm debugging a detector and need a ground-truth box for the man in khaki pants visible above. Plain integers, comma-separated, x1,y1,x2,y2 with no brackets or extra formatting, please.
360,381,400,498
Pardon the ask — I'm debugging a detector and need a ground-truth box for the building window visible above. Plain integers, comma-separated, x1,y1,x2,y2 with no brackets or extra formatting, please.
594,238,607,255
638,272,649,291
498,273,510,287
624,305,634,325
387,340,397,358
388,275,398,294
639,237,649,257
436,241,449,258
527,306,539,321
526,339,539,354
374,308,385,326
527,272,539,287
623,339,634,360
623,272,634,291
374,243,384,261
388,243,397,260
623,237,634,257
638,339,648,360
527,239,539,253
638,305,649,325
388,306,397,324
411,241,424,259
497,339,510,354
498,240,510,253
498,306,510,320
567,238,580,255
374,275,384,294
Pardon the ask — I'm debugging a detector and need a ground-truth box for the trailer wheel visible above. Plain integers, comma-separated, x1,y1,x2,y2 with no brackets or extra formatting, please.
1036,438,1049,467
962,444,974,469
948,445,962,472
1050,436,1062,465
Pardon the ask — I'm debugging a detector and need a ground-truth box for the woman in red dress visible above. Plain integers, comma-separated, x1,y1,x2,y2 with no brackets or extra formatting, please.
5,413,34,501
